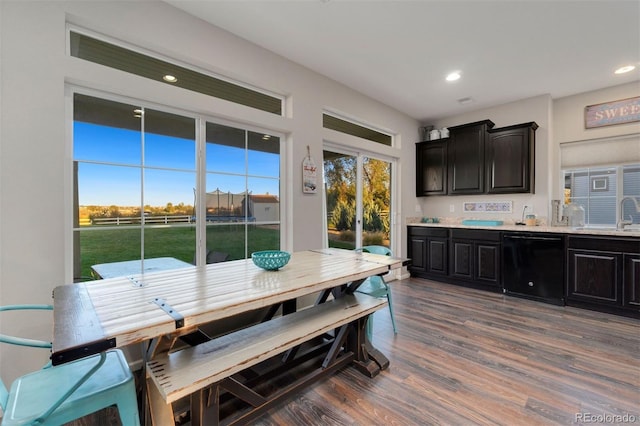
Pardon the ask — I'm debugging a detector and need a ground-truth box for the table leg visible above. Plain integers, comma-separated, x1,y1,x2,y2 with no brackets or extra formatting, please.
350,315,389,378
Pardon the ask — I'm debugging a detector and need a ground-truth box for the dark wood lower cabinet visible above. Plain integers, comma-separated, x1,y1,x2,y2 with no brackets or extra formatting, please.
408,232,427,275
566,236,639,317
407,227,448,278
567,249,620,305
409,226,501,291
428,238,448,275
476,243,500,283
407,227,639,318
623,254,640,309
450,239,500,289
450,241,473,280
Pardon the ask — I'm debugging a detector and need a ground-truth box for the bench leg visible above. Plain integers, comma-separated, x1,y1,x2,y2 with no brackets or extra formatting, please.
147,377,175,426
191,389,204,426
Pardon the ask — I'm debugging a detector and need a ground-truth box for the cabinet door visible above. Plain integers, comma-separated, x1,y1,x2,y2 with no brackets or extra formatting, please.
486,122,536,194
408,235,427,274
416,141,447,196
447,121,492,194
623,253,640,309
567,249,620,305
428,238,448,275
476,243,500,286
450,241,473,280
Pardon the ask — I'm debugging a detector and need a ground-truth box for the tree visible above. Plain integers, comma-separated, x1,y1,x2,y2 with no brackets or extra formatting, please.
324,154,390,233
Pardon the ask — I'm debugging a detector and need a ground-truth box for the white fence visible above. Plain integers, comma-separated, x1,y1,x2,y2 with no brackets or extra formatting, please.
90,215,193,225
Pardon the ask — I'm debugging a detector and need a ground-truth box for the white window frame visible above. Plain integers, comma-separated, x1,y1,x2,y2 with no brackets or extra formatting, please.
65,86,287,281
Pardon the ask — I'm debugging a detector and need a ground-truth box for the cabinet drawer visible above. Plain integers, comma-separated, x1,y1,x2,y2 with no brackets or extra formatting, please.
450,228,500,241
408,227,448,238
568,236,639,253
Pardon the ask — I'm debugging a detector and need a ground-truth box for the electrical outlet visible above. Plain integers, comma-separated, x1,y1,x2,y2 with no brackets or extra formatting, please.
449,204,455,213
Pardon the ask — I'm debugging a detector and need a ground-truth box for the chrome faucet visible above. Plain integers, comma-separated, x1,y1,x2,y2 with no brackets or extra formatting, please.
617,196,640,230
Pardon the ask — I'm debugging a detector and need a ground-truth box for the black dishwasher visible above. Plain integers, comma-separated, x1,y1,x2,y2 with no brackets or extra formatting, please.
502,232,565,305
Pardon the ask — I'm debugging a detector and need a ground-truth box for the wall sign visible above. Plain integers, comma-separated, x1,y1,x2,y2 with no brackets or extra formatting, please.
463,201,513,213
302,145,318,194
585,96,640,129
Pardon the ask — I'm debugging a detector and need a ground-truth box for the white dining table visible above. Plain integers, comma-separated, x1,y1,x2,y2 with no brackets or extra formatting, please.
53,248,408,425
52,248,406,365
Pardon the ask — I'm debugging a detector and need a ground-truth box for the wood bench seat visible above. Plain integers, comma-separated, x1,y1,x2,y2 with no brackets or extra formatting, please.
146,293,387,424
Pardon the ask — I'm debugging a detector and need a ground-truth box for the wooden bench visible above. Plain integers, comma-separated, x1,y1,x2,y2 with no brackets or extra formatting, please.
146,293,388,425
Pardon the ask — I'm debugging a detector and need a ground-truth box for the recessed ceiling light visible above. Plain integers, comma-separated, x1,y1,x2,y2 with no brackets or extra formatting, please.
614,65,636,74
163,74,178,83
446,71,461,82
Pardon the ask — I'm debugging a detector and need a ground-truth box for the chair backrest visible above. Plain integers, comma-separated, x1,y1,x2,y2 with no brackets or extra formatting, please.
0,304,53,410
206,250,230,264
361,245,392,256
193,250,230,265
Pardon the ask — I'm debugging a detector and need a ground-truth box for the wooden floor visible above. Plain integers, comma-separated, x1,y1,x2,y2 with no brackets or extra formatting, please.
75,277,639,425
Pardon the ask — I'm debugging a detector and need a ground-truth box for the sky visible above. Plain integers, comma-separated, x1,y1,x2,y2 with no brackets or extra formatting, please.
74,122,280,206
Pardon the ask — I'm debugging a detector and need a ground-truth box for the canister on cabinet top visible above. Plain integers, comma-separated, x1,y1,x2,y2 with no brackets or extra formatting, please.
429,129,440,140
525,214,536,226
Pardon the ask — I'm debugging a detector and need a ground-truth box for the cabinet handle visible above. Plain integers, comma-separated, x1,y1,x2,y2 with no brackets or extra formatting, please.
504,235,562,242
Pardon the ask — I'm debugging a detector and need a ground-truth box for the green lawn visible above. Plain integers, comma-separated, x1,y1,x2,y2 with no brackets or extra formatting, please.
78,225,280,279
78,224,357,280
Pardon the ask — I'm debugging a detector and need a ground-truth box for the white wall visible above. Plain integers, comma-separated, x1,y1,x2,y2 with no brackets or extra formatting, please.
0,0,419,384
553,82,640,198
554,82,640,144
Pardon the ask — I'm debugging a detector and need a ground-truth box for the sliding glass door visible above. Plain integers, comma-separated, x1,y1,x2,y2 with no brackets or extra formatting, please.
323,148,392,250
72,92,282,280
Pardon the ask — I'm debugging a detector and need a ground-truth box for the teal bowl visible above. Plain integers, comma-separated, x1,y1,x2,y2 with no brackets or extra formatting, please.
251,250,291,270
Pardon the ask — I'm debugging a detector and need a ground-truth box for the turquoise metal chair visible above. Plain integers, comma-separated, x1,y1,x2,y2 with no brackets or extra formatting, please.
0,305,140,426
356,246,398,339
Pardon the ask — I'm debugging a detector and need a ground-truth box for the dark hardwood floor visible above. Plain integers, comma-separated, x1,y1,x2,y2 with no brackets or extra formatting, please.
74,278,639,425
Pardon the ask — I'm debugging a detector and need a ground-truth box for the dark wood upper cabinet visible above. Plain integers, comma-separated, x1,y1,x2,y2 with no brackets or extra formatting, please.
416,140,447,196
415,119,537,196
447,120,494,195
486,122,538,194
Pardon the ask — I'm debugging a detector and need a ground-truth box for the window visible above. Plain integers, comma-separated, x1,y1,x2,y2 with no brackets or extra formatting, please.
205,122,281,259
563,164,640,227
69,30,283,115
72,93,281,280
323,113,392,146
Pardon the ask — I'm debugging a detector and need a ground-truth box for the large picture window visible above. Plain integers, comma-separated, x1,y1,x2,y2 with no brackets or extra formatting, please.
72,93,281,281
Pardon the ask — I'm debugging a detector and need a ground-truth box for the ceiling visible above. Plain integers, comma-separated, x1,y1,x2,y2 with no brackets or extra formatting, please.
166,0,640,123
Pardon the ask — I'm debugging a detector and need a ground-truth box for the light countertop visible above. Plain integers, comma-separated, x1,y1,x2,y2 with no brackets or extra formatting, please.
407,222,640,238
